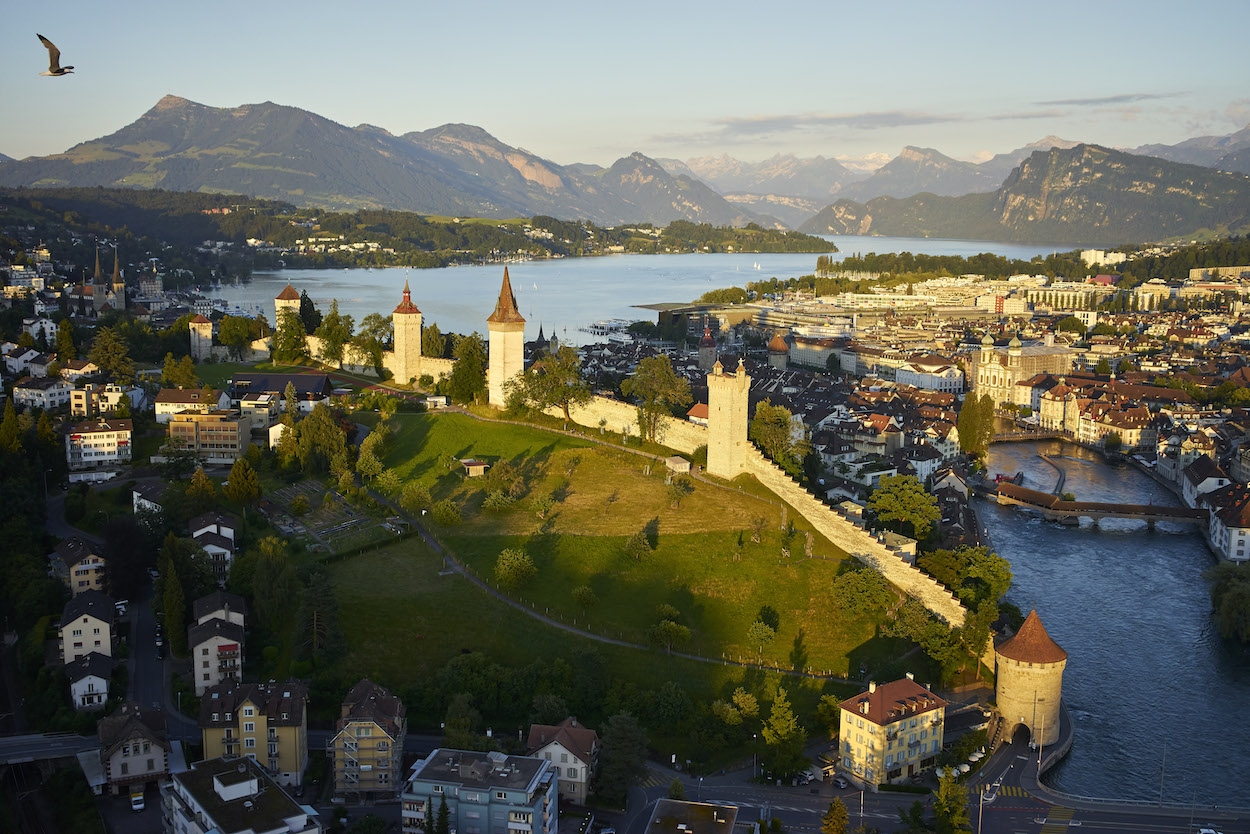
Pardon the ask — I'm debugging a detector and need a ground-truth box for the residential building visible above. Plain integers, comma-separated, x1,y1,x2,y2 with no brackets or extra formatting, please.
65,418,133,470
838,675,946,786
60,589,115,662
228,373,332,413
71,383,145,418
330,679,407,798
239,392,280,428
154,388,230,423
168,410,252,464
189,512,238,578
67,651,113,711
96,702,169,795
199,680,309,787
1200,482,1250,563
61,358,101,383
188,618,245,696
162,756,321,834
12,376,73,411
895,355,964,394
1182,456,1230,508
51,536,108,596
193,591,246,628
526,717,599,804
646,799,738,834
400,749,558,834
132,482,168,515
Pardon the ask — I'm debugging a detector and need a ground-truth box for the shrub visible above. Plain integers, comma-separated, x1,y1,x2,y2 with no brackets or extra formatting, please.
290,495,310,516
531,494,555,519
401,482,432,513
431,499,462,526
483,491,515,512
494,547,537,590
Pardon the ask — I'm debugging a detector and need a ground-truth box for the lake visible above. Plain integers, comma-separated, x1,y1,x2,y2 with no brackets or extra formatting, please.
210,234,1068,344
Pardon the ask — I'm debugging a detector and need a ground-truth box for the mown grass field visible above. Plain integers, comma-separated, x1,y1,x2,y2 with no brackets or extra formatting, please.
334,412,926,688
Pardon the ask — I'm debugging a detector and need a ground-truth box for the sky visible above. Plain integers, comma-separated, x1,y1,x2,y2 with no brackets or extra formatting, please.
3,0,1249,169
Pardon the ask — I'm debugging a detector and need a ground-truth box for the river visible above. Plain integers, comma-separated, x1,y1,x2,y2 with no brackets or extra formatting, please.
983,440,1250,806
208,234,1065,345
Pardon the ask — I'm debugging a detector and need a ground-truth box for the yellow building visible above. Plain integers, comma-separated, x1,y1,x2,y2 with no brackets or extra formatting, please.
838,675,947,786
329,679,406,798
199,680,309,787
168,409,252,464
53,535,107,596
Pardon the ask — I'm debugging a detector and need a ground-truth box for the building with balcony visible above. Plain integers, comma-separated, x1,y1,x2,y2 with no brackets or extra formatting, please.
60,589,116,663
167,410,252,465
162,756,321,834
189,512,239,579
67,651,113,711
51,535,108,596
199,680,309,787
838,675,946,787
65,418,132,470
71,383,145,418
155,387,230,423
12,376,73,411
188,619,245,696
401,749,558,834
329,679,407,798
526,717,599,804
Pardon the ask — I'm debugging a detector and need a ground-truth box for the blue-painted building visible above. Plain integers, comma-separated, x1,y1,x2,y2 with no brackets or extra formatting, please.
401,748,557,834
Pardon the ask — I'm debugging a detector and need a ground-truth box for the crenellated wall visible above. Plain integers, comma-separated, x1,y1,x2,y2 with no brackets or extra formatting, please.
547,396,709,454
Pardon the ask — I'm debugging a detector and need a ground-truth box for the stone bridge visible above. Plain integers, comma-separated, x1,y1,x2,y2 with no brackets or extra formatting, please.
994,482,1206,525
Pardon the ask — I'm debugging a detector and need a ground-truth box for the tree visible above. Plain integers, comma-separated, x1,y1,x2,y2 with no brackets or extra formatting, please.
647,619,690,653
402,482,432,513
666,476,694,508
625,529,651,560
446,333,488,404
956,397,982,457
932,769,971,834
423,322,446,358
314,300,354,364
1104,431,1123,451
1206,562,1250,642
0,401,19,454
667,778,685,800
821,799,849,834
592,712,649,806
88,326,134,383
298,289,322,335
508,346,592,423
272,307,309,363
868,474,940,542
750,400,810,477
354,312,393,375
917,545,1012,608
572,585,597,615
296,404,347,474
251,536,300,633
163,564,186,656
162,353,199,388
224,458,261,510
1094,357,1113,375
55,317,76,360
760,687,806,778
747,620,776,661
217,315,254,360
283,382,300,416
296,566,343,664
621,355,691,443
1056,315,1086,334
830,567,894,616
435,794,450,834
495,547,537,591
186,467,218,514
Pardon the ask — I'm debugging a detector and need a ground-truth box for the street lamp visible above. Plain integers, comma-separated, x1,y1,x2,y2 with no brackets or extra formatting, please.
752,734,757,779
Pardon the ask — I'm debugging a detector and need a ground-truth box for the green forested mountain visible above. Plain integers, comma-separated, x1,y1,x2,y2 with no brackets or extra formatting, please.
0,96,770,229
800,145,1250,244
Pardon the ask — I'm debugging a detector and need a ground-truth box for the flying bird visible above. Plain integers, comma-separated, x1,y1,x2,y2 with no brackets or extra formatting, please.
37,34,74,76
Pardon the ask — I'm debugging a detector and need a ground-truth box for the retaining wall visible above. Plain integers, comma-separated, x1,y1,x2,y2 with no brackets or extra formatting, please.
548,396,709,455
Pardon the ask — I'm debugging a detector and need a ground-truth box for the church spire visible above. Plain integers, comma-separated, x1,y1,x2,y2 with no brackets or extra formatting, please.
112,246,121,284
487,267,525,324
93,247,102,281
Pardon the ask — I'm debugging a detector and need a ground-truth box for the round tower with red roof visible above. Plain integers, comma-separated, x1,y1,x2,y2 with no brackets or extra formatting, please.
767,332,789,370
994,608,1067,745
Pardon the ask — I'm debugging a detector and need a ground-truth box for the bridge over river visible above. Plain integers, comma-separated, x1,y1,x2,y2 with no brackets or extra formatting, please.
993,482,1207,525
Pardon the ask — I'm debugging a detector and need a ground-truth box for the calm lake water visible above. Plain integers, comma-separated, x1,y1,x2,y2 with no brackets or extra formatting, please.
210,234,1065,344
984,441,1250,806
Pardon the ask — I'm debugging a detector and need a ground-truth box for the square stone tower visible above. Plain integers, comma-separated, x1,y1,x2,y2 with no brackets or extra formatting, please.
706,359,751,479
391,280,423,385
189,315,213,361
487,268,526,408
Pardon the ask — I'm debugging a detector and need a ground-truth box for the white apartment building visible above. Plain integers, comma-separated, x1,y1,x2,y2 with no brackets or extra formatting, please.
66,418,133,470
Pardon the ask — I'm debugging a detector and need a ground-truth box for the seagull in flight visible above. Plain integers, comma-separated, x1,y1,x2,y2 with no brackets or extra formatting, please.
37,34,74,76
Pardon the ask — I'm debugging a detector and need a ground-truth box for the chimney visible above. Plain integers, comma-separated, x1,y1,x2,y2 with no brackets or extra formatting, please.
868,681,876,694
906,672,914,681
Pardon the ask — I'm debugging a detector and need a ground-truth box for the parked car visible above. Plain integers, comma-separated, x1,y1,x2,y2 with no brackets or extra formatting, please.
130,790,145,811
833,776,849,789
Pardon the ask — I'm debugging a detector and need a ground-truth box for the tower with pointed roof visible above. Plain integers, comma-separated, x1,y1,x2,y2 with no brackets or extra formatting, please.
487,268,526,408
706,358,751,480
111,246,126,309
994,609,1067,746
92,247,109,315
767,332,790,370
698,318,717,372
391,280,423,386
274,283,301,325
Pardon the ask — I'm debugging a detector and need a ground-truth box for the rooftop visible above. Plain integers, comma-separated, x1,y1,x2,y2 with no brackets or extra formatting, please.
838,677,947,726
646,799,738,834
172,756,312,834
996,609,1067,665
409,748,547,793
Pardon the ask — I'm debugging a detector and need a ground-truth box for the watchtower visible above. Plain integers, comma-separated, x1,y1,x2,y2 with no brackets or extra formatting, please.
274,283,301,325
706,358,751,480
189,314,213,361
994,609,1067,746
487,268,526,408
391,280,423,386
697,319,717,373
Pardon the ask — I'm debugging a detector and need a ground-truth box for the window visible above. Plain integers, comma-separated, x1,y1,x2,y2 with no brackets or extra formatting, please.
244,738,255,749
560,753,568,763
147,758,155,771
212,713,219,721
202,661,209,668
120,762,128,775
203,673,210,681
566,767,577,778
496,792,507,800
243,707,254,717
202,648,208,656
244,722,255,733
433,785,443,793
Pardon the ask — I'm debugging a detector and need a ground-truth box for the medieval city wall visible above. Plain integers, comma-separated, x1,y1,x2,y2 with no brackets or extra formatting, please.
741,446,969,628
546,396,710,455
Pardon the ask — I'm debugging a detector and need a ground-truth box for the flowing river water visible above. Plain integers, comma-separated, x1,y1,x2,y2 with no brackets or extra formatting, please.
983,440,1250,806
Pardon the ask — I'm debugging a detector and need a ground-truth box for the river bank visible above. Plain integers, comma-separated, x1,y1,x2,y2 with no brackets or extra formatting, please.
980,439,1250,805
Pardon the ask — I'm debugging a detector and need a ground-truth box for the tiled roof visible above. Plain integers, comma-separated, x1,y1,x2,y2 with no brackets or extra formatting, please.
527,716,598,765
838,677,947,726
486,268,525,324
275,284,300,301
996,609,1067,664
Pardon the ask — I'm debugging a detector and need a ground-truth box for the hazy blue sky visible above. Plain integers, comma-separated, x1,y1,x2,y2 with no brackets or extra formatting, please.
4,0,1248,167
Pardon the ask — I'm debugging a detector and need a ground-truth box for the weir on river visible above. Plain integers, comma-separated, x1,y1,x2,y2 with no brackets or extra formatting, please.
983,439,1250,806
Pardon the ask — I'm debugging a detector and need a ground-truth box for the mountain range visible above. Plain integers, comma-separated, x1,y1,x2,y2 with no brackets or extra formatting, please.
0,96,766,229
798,144,1250,245
2,95,1250,243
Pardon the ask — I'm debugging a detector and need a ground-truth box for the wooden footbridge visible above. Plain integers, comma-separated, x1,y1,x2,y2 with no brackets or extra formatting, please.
991,430,1064,443
993,482,1206,525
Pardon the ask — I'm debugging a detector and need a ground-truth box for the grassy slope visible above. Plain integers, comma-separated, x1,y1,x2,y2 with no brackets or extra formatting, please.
329,413,927,695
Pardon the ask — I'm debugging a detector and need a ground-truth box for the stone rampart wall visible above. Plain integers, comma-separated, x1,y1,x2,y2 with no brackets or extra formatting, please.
742,446,968,628
548,395,709,455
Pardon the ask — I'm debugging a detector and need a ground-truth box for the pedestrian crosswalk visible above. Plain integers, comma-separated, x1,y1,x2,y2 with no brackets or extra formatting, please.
640,769,667,788
1039,807,1075,834
998,785,1028,796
